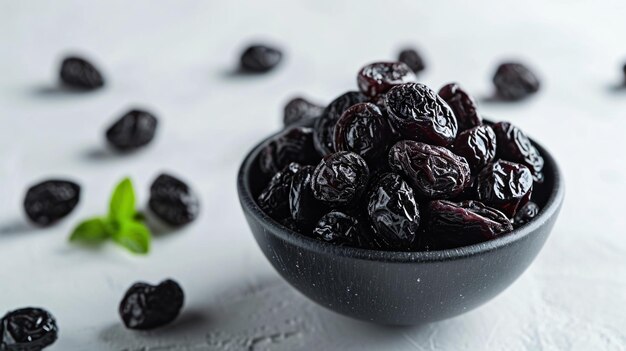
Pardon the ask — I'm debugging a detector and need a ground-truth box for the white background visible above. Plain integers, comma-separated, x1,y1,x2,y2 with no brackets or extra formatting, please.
1,0,626,350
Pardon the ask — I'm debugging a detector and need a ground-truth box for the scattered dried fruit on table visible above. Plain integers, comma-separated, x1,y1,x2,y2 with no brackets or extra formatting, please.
398,48,425,74
240,44,283,73
283,97,324,127
149,174,200,226
0,307,58,351
119,279,184,330
24,179,80,226
106,109,158,151
492,62,540,100
59,56,104,89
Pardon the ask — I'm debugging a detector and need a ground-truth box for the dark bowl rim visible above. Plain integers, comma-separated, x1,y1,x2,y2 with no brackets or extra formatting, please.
237,125,564,263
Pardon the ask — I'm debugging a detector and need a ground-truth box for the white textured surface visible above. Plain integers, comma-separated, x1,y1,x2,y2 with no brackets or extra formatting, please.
1,0,626,350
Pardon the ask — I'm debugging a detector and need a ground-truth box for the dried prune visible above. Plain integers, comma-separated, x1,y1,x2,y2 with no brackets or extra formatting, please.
283,97,324,127
59,56,104,89
258,163,302,219
333,102,392,164
367,173,420,249
0,307,58,351
313,91,367,156
452,125,497,173
259,126,319,176
492,62,540,100
427,200,513,247
239,44,283,73
106,109,158,151
119,279,184,330
398,48,425,74
477,160,533,218
289,166,326,229
388,140,470,199
23,179,80,226
357,62,416,97
148,174,200,226
312,211,361,246
385,83,458,146
311,151,369,205
492,121,544,182
438,83,481,131
513,201,539,228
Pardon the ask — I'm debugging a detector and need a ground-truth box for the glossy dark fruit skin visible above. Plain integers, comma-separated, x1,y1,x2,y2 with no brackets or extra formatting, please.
314,91,368,156
149,174,200,226
398,49,425,74
259,126,318,176
258,163,302,220
283,97,324,127
385,83,458,146
427,200,513,248
367,173,420,249
23,179,80,226
289,166,326,229
493,122,544,182
311,151,370,205
333,102,392,164
239,44,283,73
388,140,470,199
492,62,540,100
59,56,104,89
477,160,533,218
119,279,184,330
452,125,497,173
357,62,416,97
312,211,361,246
513,201,539,228
438,83,481,131
0,307,58,351
106,109,158,151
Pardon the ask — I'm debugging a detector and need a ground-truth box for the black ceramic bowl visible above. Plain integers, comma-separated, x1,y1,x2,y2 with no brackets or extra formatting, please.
237,130,564,325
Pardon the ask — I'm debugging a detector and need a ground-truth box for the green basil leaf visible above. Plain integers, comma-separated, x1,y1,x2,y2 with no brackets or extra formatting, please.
69,217,109,243
112,220,151,254
109,177,136,221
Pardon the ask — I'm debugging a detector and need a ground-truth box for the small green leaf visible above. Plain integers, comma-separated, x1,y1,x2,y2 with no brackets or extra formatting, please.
112,220,151,254
109,177,136,221
69,217,109,244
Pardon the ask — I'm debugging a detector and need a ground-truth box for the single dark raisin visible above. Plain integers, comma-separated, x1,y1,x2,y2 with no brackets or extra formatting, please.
106,109,158,151
311,152,370,205
289,166,326,229
398,48,425,74
427,200,513,248
333,102,392,165
367,173,420,249
388,140,470,199
119,279,184,330
452,125,497,173
59,56,104,90
312,211,361,246
313,91,368,156
148,174,200,226
493,121,544,182
283,97,324,127
239,44,283,73
438,83,482,131
259,127,319,176
477,160,533,218
0,307,58,351
492,62,540,100
513,201,539,228
385,83,458,146
357,62,416,97
23,179,80,226
258,163,302,219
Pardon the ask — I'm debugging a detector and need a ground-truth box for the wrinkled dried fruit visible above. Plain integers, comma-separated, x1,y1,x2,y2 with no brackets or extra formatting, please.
477,160,533,218
59,56,104,89
240,44,283,72
493,121,544,182
0,307,58,351
357,62,416,97
385,83,458,146
333,102,392,164
492,62,540,100
259,127,319,176
119,279,184,330
513,201,539,228
313,91,368,156
258,163,302,219
149,174,200,226
367,173,420,249
312,211,361,246
289,166,326,229
438,83,481,131
427,200,513,247
398,48,425,74
452,125,497,173
388,140,470,199
311,151,370,205
106,109,158,151
23,179,80,226
283,97,324,127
